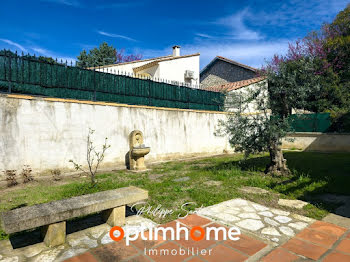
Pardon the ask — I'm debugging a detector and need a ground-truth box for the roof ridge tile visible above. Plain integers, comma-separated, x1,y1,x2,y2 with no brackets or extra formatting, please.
205,76,266,92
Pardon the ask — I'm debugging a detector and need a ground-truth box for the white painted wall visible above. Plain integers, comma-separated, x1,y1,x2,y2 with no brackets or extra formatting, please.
95,54,200,87
95,58,160,75
141,65,160,79
0,95,231,178
282,133,350,152
159,55,200,86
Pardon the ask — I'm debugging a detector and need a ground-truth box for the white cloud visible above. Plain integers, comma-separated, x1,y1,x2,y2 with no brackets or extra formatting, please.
96,1,145,9
0,39,27,52
77,43,96,51
214,8,263,40
40,0,81,7
246,0,349,29
138,39,291,69
97,31,137,42
189,41,289,69
31,46,76,64
195,33,214,39
0,39,76,64
31,47,51,56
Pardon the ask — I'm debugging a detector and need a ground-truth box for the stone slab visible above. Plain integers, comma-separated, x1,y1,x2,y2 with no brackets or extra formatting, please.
278,199,308,209
239,186,269,194
196,198,315,244
41,221,66,247
0,215,155,261
103,206,126,227
1,186,148,234
322,213,350,229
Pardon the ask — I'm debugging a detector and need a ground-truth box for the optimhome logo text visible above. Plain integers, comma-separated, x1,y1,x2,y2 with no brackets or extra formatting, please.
109,222,241,246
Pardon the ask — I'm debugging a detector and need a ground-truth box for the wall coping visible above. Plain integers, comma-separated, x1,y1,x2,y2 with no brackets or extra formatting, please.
287,132,350,137
0,93,276,117
1,93,229,115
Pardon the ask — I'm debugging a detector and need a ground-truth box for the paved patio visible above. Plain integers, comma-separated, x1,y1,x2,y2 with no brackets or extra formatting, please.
64,214,350,262
197,198,314,244
0,199,349,261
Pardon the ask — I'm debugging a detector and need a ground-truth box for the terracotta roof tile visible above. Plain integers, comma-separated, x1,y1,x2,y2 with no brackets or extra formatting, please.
205,76,266,92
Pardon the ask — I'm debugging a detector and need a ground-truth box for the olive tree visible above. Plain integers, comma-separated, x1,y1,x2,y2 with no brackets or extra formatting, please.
216,55,322,175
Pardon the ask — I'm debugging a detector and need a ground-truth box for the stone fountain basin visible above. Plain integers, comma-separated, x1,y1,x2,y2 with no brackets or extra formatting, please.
131,147,150,157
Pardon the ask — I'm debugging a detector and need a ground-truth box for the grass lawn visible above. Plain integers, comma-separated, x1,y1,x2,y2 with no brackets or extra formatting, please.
0,151,349,240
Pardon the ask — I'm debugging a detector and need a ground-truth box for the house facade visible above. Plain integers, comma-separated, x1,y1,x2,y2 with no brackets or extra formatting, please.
91,46,200,87
200,56,257,89
206,76,267,113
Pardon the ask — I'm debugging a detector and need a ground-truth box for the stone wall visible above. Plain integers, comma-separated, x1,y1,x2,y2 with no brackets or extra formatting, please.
200,60,257,88
0,94,232,178
282,132,350,152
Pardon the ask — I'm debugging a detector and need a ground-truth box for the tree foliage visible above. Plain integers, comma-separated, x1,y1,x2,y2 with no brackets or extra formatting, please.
76,42,142,68
215,5,350,174
303,4,350,113
217,56,321,174
324,4,350,79
0,49,60,64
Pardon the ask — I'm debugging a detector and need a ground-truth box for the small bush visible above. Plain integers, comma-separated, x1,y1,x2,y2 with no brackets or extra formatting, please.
51,169,62,181
21,165,34,183
4,170,18,187
69,128,111,186
328,110,350,133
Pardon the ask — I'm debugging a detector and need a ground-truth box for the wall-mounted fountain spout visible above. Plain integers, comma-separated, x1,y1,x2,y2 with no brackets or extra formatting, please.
128,130,150,171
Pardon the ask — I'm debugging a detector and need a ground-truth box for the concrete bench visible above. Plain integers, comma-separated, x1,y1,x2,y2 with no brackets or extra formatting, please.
1,186,148,247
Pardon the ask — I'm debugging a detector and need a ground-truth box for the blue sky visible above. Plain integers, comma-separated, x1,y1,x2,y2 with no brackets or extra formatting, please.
0,0,348,69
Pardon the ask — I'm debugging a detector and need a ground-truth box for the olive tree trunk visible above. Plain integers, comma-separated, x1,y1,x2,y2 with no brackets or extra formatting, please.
265,140,289,175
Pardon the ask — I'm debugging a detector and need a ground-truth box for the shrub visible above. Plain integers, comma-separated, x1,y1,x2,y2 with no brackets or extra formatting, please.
328,110,350,133
51,169,62,181
69,128,111,186
4,170,18,187
21,165,34,183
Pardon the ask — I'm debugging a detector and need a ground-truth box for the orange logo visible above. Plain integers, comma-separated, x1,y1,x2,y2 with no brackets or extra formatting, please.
190,226,205,241
109,226,124,241
109,222,241,246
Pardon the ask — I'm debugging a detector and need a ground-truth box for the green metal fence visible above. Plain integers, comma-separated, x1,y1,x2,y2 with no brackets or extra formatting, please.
0,51,224,111
289,113,331,132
